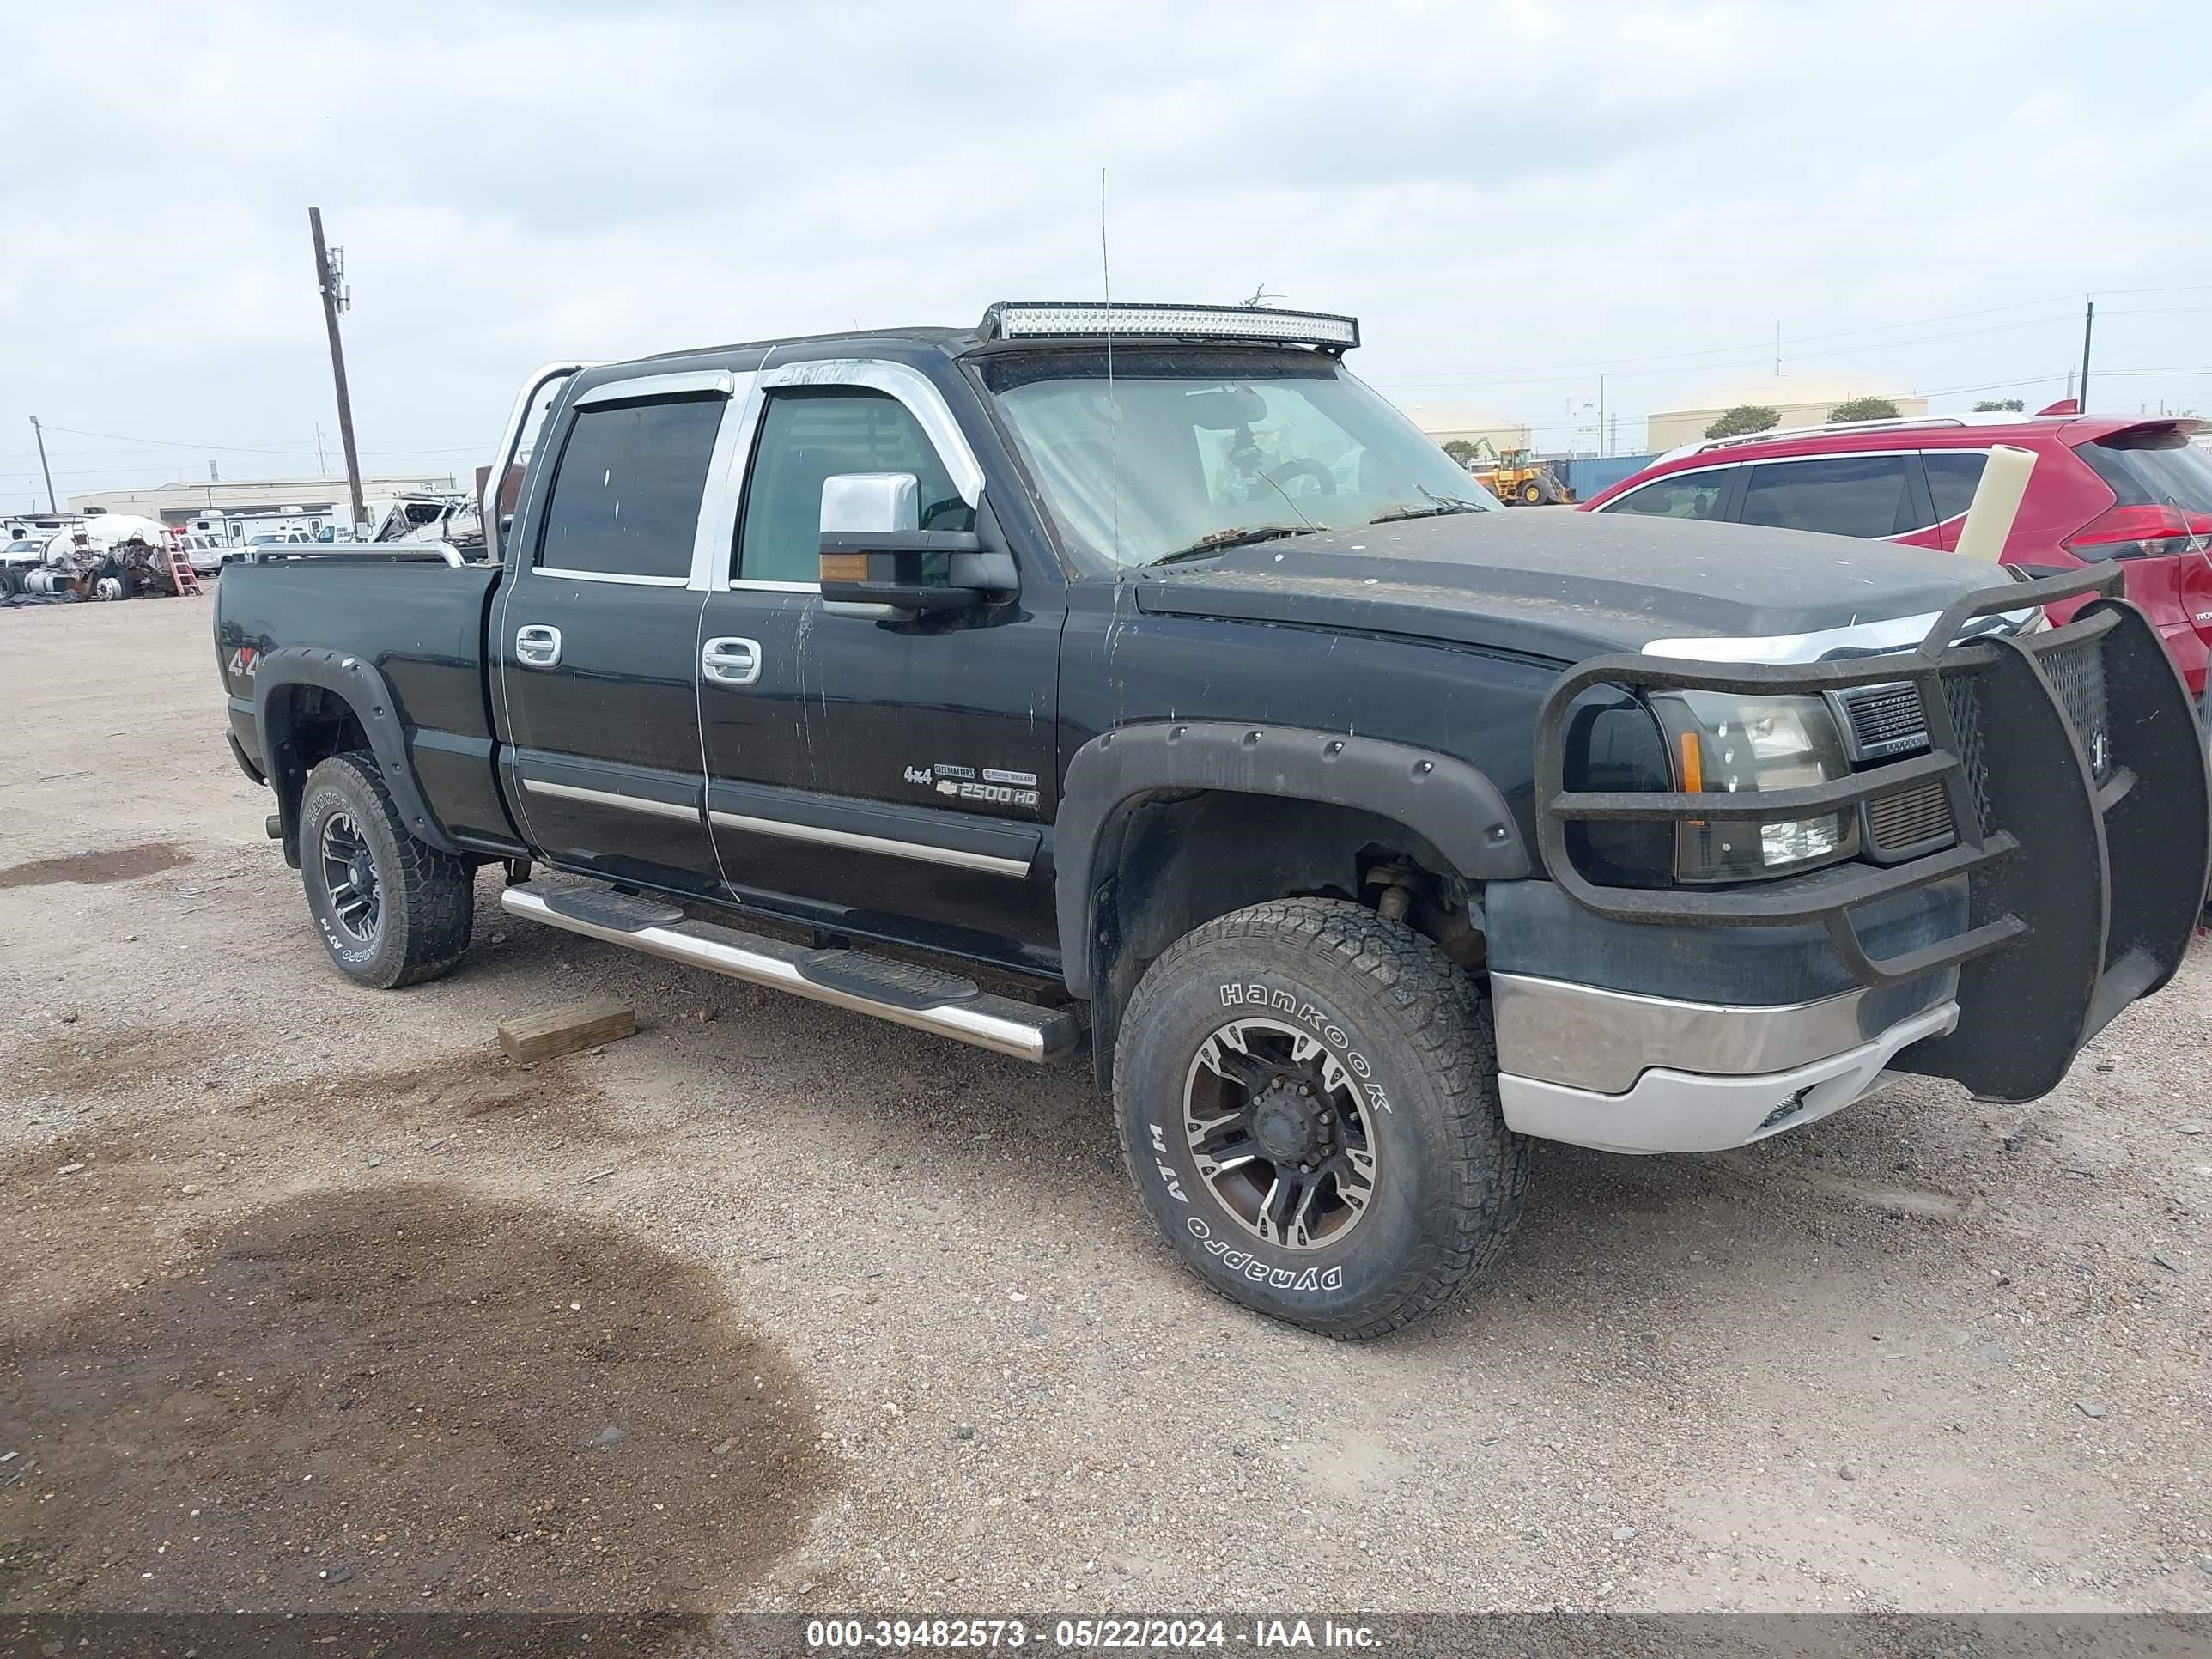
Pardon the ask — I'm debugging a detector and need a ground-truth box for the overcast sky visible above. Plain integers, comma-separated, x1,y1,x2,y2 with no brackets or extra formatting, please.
4,0,2209,507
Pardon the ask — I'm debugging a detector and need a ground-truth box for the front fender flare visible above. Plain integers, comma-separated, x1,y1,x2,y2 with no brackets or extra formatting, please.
253,647,459,855
1054,721,1530,998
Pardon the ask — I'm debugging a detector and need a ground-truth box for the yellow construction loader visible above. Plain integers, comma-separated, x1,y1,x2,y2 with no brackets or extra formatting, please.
1461,438,1574,506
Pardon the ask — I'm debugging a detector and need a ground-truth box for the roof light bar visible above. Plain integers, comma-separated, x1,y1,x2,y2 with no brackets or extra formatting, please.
983,301,1359,351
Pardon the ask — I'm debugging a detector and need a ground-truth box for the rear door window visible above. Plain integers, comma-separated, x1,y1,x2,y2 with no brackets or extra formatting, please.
1739,454,1916,538
1923,451,1988,520
1603,469,1733,520
2079,428,2212,511
537,394,725,580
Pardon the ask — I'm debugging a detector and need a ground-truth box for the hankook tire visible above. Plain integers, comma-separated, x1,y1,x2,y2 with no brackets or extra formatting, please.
1115,897,1526,1339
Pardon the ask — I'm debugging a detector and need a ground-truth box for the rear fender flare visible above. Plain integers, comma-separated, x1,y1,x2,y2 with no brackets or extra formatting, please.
1054,721,1531,998
254,647,458,856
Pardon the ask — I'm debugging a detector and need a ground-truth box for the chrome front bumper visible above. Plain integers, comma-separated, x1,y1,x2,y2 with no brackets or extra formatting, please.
1492,971,1959,1155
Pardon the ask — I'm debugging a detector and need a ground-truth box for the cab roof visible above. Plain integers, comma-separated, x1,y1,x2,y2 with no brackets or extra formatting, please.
636,301,1361,369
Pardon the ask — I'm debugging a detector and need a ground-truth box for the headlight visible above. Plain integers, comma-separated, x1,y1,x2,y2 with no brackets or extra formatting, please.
1648,691,1858,882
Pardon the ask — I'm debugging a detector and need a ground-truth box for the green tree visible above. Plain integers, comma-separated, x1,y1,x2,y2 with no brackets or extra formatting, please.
1440,439,1482,466
1828,396,1901,423
1972,398,2026,413
1704,404,1779,440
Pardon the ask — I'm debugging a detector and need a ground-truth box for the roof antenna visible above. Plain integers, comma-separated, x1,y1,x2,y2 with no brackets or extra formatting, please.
1101,166,1120,566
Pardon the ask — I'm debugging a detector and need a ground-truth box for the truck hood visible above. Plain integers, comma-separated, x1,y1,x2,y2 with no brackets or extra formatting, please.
1132,509,1996,661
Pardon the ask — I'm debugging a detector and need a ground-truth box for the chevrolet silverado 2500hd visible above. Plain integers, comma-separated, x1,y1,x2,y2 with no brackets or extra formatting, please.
215,301,2211,1338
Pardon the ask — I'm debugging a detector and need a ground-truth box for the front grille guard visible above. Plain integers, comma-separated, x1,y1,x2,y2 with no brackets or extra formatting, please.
1534,563,2211,1102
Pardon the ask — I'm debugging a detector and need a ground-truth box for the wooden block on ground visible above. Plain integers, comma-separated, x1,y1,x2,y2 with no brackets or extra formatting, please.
498,999,636,1064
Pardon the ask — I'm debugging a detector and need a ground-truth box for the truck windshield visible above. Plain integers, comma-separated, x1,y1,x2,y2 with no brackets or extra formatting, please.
979,349,1494,568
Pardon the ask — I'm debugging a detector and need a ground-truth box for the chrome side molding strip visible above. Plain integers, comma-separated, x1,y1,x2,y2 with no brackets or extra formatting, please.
521,776,701,823
708,809,1032,877
514,778,1032,875
501,884,1079,1063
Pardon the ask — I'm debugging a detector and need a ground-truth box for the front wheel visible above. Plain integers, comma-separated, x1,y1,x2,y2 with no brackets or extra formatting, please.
298,752,475,988
1115,898,1527,1339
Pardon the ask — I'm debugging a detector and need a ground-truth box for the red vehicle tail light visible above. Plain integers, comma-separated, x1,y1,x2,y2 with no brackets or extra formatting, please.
2063,502,2212,561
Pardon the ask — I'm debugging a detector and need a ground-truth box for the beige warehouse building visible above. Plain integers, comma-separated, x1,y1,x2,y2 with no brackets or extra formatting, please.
1645,375,1926,453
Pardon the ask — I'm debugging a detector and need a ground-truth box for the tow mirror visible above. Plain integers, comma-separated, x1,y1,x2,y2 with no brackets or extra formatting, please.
817,472,1006,619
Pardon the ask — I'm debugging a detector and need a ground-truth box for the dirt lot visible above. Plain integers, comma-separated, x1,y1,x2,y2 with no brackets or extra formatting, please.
2,596,2209,1619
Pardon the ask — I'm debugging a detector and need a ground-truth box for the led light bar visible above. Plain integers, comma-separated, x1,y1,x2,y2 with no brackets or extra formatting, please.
983,301,1359,351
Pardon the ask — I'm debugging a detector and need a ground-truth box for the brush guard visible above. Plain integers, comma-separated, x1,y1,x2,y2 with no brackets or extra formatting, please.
1534,565,2210,1103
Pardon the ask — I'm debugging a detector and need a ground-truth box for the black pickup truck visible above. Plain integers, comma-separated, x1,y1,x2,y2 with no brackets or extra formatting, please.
216,301,2210,1338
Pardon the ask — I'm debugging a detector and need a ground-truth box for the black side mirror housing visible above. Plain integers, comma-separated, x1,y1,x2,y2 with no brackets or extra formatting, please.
819,530,988,615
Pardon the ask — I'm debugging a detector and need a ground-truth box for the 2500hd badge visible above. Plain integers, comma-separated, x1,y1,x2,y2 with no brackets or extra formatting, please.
903,762,1039,808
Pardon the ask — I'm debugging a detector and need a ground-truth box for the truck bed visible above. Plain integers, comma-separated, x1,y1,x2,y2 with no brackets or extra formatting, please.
217,550,514,848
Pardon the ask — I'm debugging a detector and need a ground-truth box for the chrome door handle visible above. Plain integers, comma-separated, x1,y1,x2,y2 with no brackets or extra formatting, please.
515,624,562,669
702,635,762,687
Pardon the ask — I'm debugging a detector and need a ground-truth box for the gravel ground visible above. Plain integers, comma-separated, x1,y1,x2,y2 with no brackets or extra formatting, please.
1,596,2209,1619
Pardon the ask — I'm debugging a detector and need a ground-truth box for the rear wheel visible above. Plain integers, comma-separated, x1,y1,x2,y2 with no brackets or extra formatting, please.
1115,898,1527,1339
298,752,475,988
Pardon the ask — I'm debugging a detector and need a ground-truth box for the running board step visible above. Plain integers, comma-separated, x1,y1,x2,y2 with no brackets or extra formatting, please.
501,880,1082,1064
538,884,686,933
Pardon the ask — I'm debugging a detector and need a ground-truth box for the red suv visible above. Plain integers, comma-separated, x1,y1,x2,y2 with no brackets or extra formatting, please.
1580,408,2212,696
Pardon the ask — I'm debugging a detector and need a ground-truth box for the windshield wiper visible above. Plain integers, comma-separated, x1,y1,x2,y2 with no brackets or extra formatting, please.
1364,501,1485,524
1148,525,1319,567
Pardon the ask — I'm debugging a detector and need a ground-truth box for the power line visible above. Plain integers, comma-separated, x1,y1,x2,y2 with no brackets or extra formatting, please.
1375,308,2212,392
33,423,322,454
22,289,2203,461
0,429,494,464
1372,300,2212,392
1383,292,2109,381
30,423,492,458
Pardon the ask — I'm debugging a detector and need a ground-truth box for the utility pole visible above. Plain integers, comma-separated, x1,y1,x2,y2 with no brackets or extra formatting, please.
1774,319,1781,378
27,416,55,513
2077,297,2094,414
1597,374,1607,459
308,207,366,534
